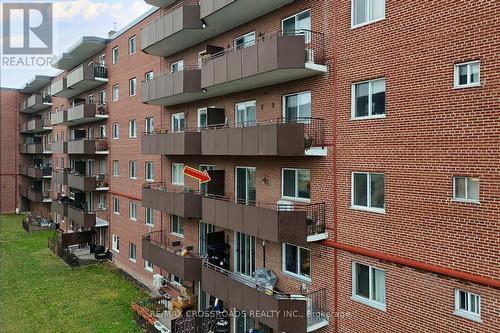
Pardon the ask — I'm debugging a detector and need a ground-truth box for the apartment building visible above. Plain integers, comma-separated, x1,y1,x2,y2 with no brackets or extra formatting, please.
2,0,498,332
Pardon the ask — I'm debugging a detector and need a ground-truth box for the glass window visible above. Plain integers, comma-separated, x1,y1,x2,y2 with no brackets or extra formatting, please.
236,167,256,205
455,289,481,321
112,234,119,252
235,100,256,127
129,120,137,138
112,122,119,139
172,163,184,185
112,47,118,64
234,31,255,50
352,79,385,118
282,9,311,42
198,108,208,129
129,243,137,262
454,61,480,88
112,160,119,176
112,84,119,101
129,78,137,96
99,90,106,105
113,197,120,214
172,113,185,132
129,161,137,179
129,36,136,55
283,243,311,280
145,208,154,226
129,202,137,220
352,262,386,309
145,117,154,134
282,169,310,200
284,91,311,121
454,177,479,202
170,59,184,72
235,232,256,277
144,259,154,272
145,71,154,81
352,172,385,212
145,162,154,181
352,0,385,27
171,215,184,236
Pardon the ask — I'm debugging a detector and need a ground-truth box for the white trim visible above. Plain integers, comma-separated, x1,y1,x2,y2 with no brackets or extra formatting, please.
281,168,311,202
129,78,137,97
233,31,256,49
282,243,312,283
129,119,137,138
234,166,256,204
454,289,482,323
282,90,312,119
128,35,137,55
171,163,184,185
453,176,480,203
112,234,119,253
112,46,118,64
351,78,386,119
351,172,386,213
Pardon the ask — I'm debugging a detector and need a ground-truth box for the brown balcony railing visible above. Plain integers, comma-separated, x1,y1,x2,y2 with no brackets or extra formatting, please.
207,29,325,65
145,230,203,258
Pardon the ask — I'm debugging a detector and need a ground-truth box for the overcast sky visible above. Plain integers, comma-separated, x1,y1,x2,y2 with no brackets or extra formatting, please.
0,0,154,88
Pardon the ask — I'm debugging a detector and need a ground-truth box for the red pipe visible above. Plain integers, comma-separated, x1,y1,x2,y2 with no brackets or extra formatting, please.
321,240,500,289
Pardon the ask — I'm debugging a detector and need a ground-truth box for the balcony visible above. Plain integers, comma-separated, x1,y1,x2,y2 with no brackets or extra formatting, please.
67,204,97,228
68,173,109,191
20,94,52,113
202,195,326,243
141,128,201,155
51,141,68,154
53,168,69,185
27,188,51,203
142,183,202,218
201,31,326,98
144,0,176,6
141,1,207,57
19,117,52,134
67,139,109,155
200,0,294,34
51,109,67,126
202,117,326,156
202,260,329,333
141,66,202,106
19,143,43,154
51,198,69,216
142,231,203,281
67,103,108,125
20,166,52,179
51,65,108,98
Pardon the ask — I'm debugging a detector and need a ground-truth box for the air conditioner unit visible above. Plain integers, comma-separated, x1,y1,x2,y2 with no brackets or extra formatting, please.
306,48,315,63
153,274,165,288
277,199,294,211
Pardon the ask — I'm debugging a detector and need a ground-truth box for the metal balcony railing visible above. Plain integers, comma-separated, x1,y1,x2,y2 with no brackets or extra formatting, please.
142,182,200,194
207,29,325,65
93,65,108,79
141,64,201,84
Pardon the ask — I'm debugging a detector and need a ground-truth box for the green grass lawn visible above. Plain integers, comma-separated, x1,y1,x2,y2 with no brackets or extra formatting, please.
0,214,147,333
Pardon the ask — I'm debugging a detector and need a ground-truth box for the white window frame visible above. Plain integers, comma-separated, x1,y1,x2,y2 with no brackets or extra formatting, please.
144,259,154,272
129,242,137,263
171,112,185,133
145,207,154,227
282,91,312,120
351,262,386,311
281,168,311,202
172,163,184,186
454,289,481,322
351,78,386,120
234,31,256,49
98,194,106,210
145,161,154,181
129,119,137,138
351,0,386,29
112,84,119,101
98,54,106,66
129,201,137,221
112,234,120,252
129,160,137,179
99,125,107,139
129,78,137,97
281,243,312,283
112,122,119,139
145,71,154,81
170,59,184,72
145,117,154,134
281,9,312,43
112,160,119,177
171,215,184,237
453,176,480,203
454,61,481,88
113,197,120,215
351,172,385,214
112,47,119,64
129,36,136,55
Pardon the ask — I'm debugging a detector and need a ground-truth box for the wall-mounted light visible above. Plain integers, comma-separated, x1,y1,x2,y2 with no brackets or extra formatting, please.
201,19,207,29
202,88,207,93
262,177,269,185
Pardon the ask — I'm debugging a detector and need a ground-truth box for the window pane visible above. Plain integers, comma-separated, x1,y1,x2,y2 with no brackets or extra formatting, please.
458,65,468,85
297,170,311,199
371,80,386,116
470,294,479,314
236,168,247,201
353,0,368,26
470,63,480,84
282,17,295,35
247,169,256,203
355,82,369,117
298,92,311,119
467,178,479,200
459,290,467,310
372,268,386,303
454,177,466,199
283,170,296,197
285,244,298,274
299,247,310,278
284,95,298,120
353,173,368,206
371,0,385,20
355,263,370,298
370,174,385,208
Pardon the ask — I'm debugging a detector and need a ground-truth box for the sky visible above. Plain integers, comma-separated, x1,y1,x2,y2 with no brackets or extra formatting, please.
0,0,154,88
